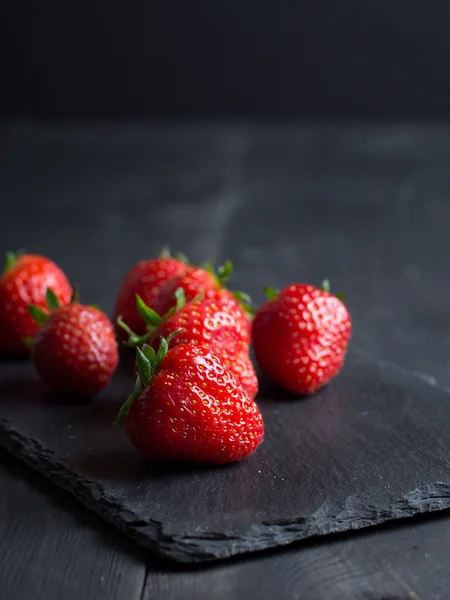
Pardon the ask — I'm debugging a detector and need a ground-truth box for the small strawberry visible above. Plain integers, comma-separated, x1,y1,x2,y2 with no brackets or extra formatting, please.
153,260,253,330
117,337,264,464
252,281,351,395
119,292,258,398
0,252,72,354
29,289,118,396
114,248,188,339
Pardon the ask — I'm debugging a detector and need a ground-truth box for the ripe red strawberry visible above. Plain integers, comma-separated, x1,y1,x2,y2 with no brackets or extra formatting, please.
220,342,259,400
153,260,253,331
117,339,264,464
114,249,188,339
29,290,118,396
252,282,352,395
120,293,258,398
0,252,72,354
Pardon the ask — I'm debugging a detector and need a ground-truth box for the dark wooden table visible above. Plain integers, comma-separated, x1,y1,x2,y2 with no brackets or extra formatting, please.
2,122,450,599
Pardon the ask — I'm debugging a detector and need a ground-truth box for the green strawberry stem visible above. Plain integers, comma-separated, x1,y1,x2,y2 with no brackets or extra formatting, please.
119,288,188,348
159,246,190,264
117,316,153,347
114,329,184,424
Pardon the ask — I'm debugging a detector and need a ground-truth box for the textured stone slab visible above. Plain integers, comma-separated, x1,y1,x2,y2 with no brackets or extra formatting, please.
1,350,450,563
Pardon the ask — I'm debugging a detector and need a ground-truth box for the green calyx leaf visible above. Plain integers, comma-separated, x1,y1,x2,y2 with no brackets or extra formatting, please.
3,251,17,274
263,287,279,301
321,279,346,302
174,251,189,265
232,290,254,317
45,288,61,311
201,258,233,287
28,305,49,326
23,336,34,346
136,295,163,327
161,287,187,320
116,316,153,348
321,279,330,293
115,330,184,423
136,346,153,387
159,247,189,264
217,260,233,286
115,376,143,424
159,246,171,258
202,258,215,275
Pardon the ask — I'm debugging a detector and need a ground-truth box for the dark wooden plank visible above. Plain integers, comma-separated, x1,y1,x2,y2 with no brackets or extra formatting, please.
0,450,146,600
145,514,450,600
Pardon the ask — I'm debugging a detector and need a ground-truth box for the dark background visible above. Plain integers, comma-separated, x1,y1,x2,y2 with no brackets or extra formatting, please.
3,0,450,120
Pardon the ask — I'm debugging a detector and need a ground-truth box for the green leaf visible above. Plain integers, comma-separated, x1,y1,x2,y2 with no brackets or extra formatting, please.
114,377,143,424
136,295,163,327
232,290,252,305
142,343,157,365
240,302,255,317
202,258,215,275
263,287,279,301
23,336,34,346
159,246,171,258
174,251,189,264
336,292,346,302
156,336,169,365
174,287,186,311
322,279,330,293
191,289,205,303
45,288,61,311
3,251,17,274
217,260,233,285
117,317,153,348
136,347,152,387
166,328,184,345
28,305,49,326
90,304,100,310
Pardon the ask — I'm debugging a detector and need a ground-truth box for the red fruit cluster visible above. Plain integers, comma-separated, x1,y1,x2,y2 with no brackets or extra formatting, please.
0,247,352,466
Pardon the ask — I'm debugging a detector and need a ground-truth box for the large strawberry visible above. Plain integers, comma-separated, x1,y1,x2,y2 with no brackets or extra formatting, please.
252,282,351,395
0,252,72,354
117,338,264,464
29,289,118,396
152,260,253,331
114,249,188,338
119,292,258,398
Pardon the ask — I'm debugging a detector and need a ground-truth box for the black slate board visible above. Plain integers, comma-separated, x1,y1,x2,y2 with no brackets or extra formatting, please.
2,350,450,563
2,123,450,563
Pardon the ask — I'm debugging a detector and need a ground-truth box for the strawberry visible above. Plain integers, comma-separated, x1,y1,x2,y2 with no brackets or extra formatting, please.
120,292,258,398
117,337,264,464
152,260,253,331
252,282,352,395
0,252,72,354
29,289,118,396
114,249,188,339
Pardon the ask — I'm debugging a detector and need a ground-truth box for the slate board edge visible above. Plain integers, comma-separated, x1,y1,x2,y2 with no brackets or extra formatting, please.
2,418,450,564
